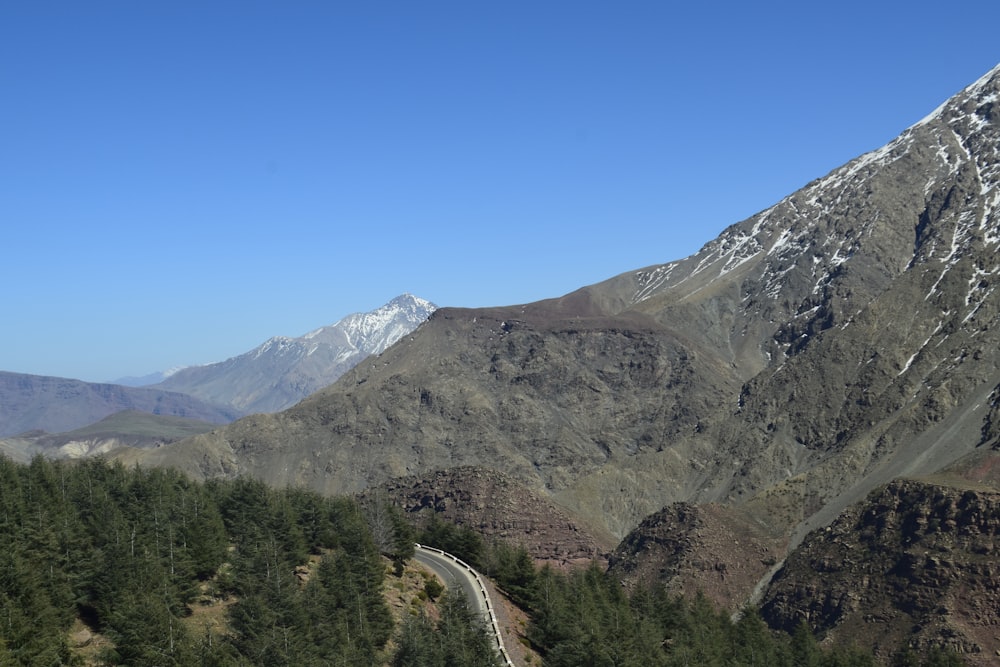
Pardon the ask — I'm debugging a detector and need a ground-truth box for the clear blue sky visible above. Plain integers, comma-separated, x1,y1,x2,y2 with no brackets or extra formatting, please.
2,2,998,382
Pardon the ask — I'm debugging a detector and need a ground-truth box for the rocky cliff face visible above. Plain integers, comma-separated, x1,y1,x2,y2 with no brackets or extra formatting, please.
134,62,1000,631
607,502,786,611
761,479,1000,664
136,304,738,537
693,64,1000,524
366,466,615,565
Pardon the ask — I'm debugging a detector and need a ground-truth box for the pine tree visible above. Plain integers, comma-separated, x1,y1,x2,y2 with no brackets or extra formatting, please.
791,619,822,667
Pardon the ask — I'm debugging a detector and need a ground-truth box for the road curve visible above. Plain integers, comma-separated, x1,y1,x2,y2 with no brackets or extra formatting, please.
412,544,516,667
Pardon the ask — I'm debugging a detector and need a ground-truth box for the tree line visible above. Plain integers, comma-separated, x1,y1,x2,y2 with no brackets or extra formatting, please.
412,515,965,667
0,455,497,666
0,454,964,666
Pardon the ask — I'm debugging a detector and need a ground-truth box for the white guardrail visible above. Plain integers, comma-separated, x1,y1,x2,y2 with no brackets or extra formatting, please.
415,544,516,667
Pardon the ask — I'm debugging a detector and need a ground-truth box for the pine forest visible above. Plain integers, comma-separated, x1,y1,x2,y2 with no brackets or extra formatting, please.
0,456,962,666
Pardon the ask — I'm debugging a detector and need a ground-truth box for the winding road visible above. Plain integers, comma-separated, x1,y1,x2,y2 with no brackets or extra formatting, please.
412,544,516,666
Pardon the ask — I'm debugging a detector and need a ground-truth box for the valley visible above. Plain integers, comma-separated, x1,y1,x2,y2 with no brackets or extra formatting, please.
2,63,999,663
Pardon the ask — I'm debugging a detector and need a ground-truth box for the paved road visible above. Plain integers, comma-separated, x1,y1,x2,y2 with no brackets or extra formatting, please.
412,544,515,666
413,544,486,617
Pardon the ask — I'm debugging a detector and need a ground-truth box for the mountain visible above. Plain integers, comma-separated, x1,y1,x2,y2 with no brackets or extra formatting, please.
151,294,436,414
112,369,183,386
0,371,239,439
607,501,787,611
0,410,218,462
133,63,1000,638
761,476,1000,663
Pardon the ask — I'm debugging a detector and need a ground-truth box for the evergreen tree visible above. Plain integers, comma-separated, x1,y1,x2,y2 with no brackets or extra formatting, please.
392,593,500,667
0,455,944,666
791,619,822,667
437,593,502,666
731,608,788,667
418,514,483,568
286,486,338,552
102,588,195,666
483,541,536,608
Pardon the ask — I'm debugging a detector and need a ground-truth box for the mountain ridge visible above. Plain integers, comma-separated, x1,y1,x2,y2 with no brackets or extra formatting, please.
0,371,239,438
134,64,999,547
0,294,434,447
152,293,436,413
128,67,1000,655
0,410,218,462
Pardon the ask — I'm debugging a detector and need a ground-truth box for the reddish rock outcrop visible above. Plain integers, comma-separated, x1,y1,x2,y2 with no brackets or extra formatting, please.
370,466,615,565
607,502,786,610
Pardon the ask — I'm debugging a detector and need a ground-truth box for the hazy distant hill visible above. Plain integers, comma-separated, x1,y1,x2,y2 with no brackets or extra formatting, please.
134,64,1000,655
152,294,436,414
0,410,218,462
113,370,178,386
0,371,238,438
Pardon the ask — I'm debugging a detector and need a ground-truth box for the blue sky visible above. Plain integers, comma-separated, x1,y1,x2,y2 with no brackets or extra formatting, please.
2,2,998,382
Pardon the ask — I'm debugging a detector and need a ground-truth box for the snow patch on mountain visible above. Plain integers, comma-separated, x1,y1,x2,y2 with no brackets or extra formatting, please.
629,62,1000,317
153,294,437,413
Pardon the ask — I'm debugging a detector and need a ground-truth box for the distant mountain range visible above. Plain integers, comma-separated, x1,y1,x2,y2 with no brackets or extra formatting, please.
0,410,218,463
151,294,436,413
130,64,1000,656
0,371,238,438
0,294,435,440
113,368,186,386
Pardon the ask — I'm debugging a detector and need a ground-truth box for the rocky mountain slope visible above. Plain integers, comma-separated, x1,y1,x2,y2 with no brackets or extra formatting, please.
152,294,435,414
138,64,999,546
365,466,616,566
761,478,1000,663
135,303,739,539
0,371,238,438
132,65,1000,654
607,502,787,611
